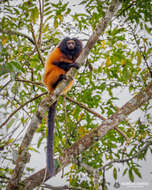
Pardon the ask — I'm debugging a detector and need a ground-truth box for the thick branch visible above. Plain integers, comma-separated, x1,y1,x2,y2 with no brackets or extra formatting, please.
41,183,87,190
65,95,129,141
77,0,121,66
59,82,152,167
5,92,47,190
45,0,121,105
6,1,121,189
23,81,152,189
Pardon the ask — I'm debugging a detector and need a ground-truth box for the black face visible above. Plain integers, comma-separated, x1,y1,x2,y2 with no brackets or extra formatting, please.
59,37,82,60
66,40,76,50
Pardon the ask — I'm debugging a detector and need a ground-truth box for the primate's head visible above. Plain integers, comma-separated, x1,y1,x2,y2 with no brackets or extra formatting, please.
66,39,76,50
59,37,82,59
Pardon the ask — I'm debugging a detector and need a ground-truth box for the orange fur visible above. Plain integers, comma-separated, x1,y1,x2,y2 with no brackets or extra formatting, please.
43,47,73,93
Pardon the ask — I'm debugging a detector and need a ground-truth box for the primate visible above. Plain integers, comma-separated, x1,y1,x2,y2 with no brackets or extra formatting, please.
43,37,82,176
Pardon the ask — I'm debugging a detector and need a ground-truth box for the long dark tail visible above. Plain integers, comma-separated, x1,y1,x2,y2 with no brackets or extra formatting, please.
47,101,57,176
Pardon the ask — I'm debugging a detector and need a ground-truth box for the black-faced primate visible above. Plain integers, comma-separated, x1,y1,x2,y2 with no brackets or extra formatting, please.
43,37,82,176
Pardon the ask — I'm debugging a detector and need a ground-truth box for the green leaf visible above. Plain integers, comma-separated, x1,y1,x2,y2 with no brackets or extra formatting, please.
113,167,117,180
129,168,134,182
54,18,59,28
137,52,142,66
54,159,60,170
26,167,34,172
6,118,15,130
145,24,151,34
37,136,44,148
133,167,142,178
0,61,24,76
43,24,49,33
123,168,128,176
30,7,39,24
30,55,39,68
29,146,39,153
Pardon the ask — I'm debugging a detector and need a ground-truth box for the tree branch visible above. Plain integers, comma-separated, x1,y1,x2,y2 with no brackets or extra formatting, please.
15,77,44,87
30,23,45,66
100,138,152,170
23,81,152,190
0,92,47,129
41,183,87,190
0,79,12,92
6,1,121,189
37,0,44,47
0,28,35,45
65,95,130,141
59,82,152,168
128,23,152,78
43,0,121,105
64,95,106,120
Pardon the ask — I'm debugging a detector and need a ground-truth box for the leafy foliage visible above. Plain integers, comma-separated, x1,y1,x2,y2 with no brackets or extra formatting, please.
0,0,152,189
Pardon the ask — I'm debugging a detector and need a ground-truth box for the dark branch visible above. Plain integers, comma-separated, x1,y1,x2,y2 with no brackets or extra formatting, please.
0,28,35,45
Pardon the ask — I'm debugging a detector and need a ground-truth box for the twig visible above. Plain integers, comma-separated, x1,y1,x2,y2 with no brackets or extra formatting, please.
41,183,86,190
94,170,99,190
0,92,47,129
0,28,35,45
38,0,44,47
0,79,12,92
64,95,106,120
15,77,44,87
30,68,35,91
30,23,45,66
14,97,31,118
113,0,136,21
100,138,152,170
102,167,106,190
128,24,152,78
64,95,129,141
63,96,69,146
76,138,152,180
0,0,9,4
